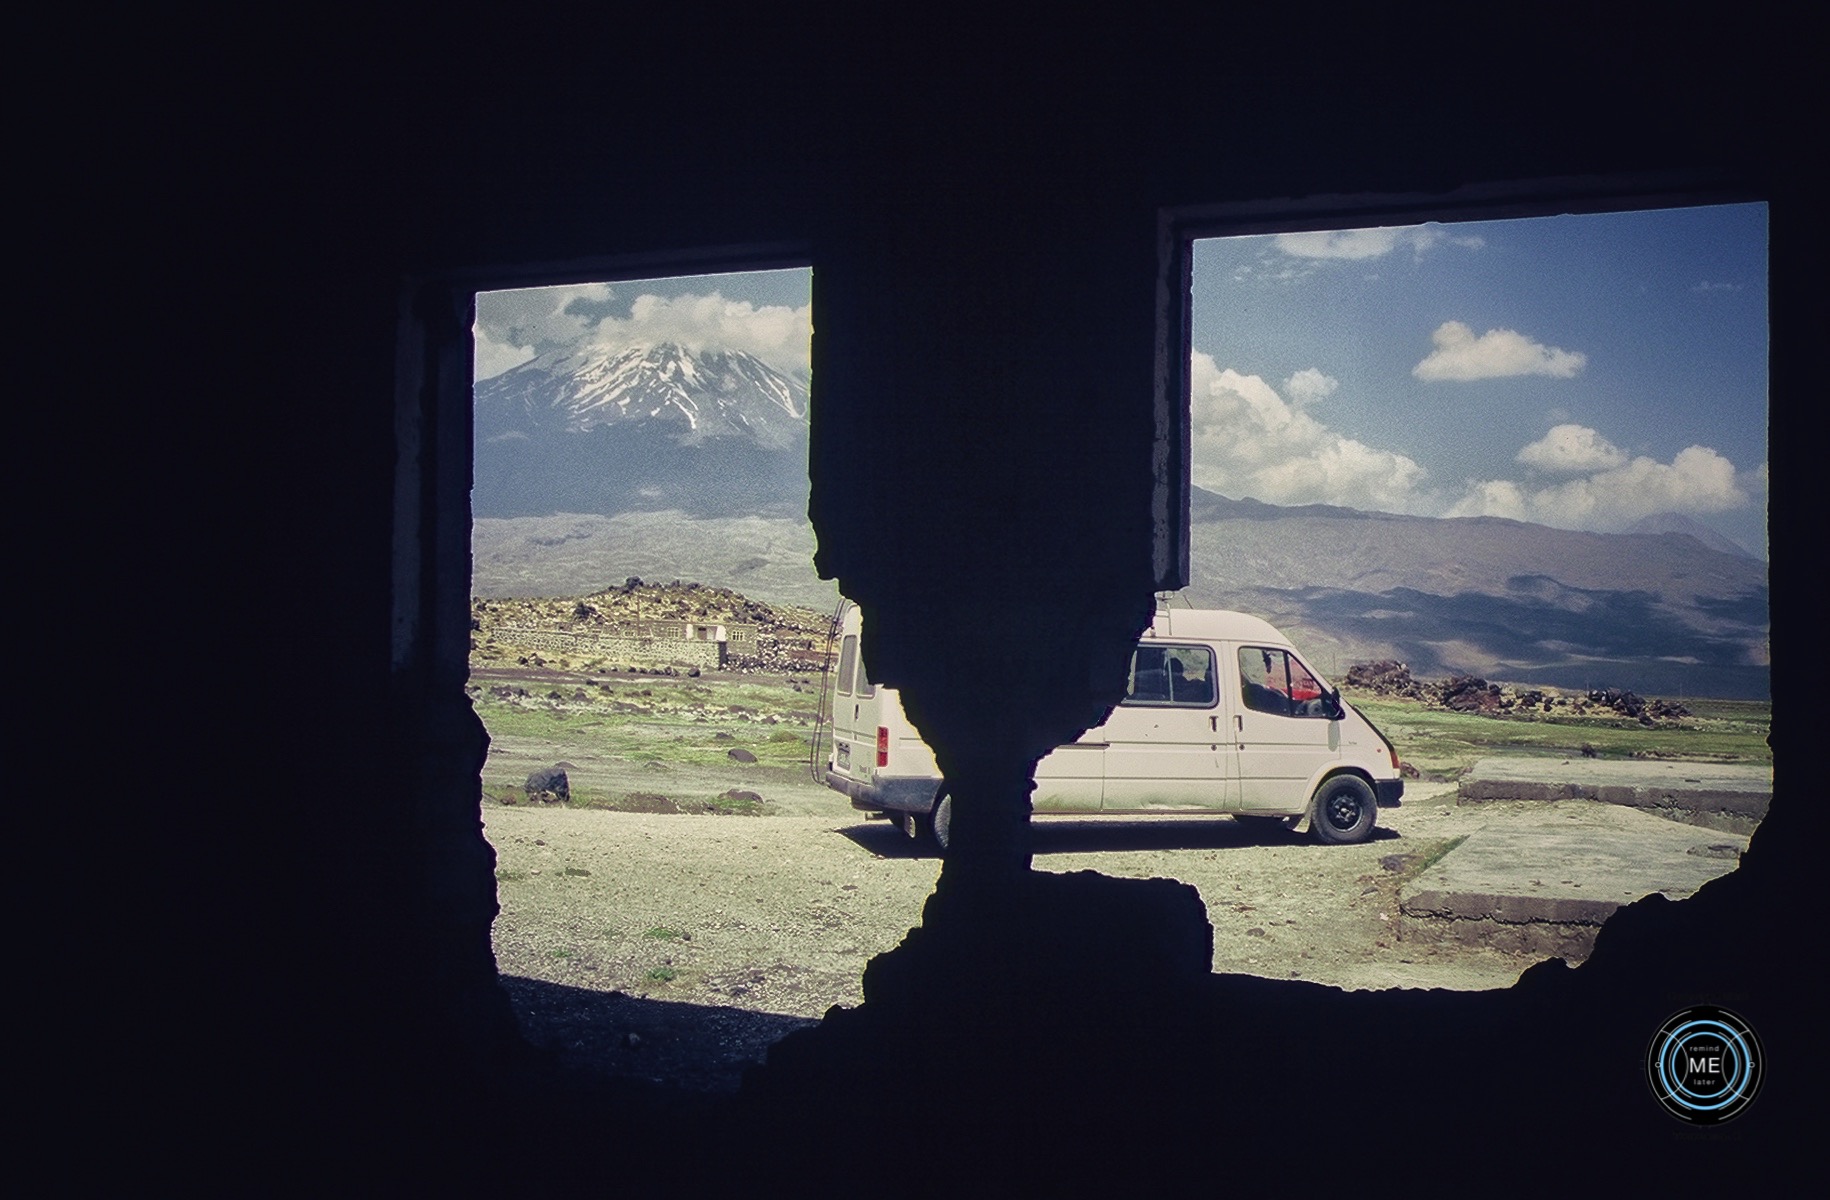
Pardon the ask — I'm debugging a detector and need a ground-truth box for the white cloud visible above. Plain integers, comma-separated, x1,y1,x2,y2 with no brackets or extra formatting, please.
1517,424,1627,472
1448,444,1749,528
474,283,615,357
1271,223,1484,263
1284,368,1339,406
1413,321,1587,382
473,329,537,381
472,282,813,379
1190,353,1430,512
1275,228,1406,261
588,292,812,374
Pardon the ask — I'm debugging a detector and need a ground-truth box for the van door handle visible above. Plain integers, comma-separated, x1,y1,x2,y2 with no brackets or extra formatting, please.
1210,716,1218,733
1235,715,1243,732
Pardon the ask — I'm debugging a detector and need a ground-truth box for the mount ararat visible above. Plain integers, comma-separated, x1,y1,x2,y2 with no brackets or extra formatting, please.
474,342,810,519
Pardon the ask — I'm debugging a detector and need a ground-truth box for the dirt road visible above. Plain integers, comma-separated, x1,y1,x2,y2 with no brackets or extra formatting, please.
485,781,1541,1091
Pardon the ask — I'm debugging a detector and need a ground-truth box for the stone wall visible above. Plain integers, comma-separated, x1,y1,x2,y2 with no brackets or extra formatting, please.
495,624,739,669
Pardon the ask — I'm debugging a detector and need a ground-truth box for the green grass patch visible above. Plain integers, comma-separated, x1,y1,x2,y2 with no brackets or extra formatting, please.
1412,835,1468,876
471,671,819,756
646,967,679,983
1346,691,1770,780
644,926,687,941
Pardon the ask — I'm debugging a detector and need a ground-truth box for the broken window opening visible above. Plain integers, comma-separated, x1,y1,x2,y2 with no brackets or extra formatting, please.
1171,199,1770,983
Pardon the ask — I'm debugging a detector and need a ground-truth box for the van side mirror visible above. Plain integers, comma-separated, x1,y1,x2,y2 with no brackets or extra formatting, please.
1325,688,1345,720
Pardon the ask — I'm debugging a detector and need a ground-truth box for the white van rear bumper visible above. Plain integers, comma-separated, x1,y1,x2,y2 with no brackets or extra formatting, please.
825,771,940,814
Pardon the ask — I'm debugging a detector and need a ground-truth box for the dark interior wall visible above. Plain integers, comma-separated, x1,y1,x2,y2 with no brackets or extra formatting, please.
107,6,1809,1184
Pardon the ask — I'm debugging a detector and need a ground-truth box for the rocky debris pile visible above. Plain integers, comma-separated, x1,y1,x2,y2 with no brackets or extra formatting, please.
1344,660,1426,699
472,579,831,675
1581,687,1690,723
1344,661,1689,725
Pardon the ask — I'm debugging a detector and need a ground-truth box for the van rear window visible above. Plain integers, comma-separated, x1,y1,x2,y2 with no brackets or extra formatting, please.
837,635,857,696
1123,644,1216,707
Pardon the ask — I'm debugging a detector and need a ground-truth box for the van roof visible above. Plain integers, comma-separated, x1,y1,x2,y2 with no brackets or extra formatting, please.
1147,608,1292,646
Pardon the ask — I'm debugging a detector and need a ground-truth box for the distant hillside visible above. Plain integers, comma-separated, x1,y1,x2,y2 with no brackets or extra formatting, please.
471,491,1770,700
1182,489,1768,699
472,511,841,613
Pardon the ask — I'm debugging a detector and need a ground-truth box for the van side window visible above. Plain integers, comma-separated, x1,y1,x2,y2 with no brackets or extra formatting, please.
1239,646,1331,718
837,635,857,697
855,655,875,698
1123,644,1216,707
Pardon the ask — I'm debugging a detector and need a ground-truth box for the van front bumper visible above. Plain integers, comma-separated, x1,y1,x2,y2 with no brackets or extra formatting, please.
1376,779,1404,808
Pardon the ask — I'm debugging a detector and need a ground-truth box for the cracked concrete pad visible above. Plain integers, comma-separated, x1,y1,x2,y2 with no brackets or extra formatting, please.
1458,756,1771,834
1400,800,1750,959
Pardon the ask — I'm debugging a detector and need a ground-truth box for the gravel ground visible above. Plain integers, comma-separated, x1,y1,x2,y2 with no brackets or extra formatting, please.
486,780,1544,1092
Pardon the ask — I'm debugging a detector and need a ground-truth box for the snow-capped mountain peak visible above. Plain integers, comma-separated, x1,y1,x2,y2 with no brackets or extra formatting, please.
476,341,808,448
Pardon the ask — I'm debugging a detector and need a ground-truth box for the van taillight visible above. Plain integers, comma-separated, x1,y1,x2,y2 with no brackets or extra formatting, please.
877,727,890,768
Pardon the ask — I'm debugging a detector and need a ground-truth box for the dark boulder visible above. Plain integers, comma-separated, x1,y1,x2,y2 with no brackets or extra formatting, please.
525,766,570,803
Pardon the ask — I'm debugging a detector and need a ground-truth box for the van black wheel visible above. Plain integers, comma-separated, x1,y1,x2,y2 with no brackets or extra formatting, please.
1310,776,1377,844
930,789,953,855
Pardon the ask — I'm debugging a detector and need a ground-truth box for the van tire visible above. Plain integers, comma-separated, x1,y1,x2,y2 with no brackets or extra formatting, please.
1310,776,1377,844
930,788,953,855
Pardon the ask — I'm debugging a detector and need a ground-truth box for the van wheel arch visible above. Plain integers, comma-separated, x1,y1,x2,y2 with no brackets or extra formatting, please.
1310,773,1377,844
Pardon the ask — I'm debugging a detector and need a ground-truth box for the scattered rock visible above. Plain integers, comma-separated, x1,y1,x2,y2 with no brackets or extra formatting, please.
727,748,758,764
1344,660,1690,727
525,767,570,804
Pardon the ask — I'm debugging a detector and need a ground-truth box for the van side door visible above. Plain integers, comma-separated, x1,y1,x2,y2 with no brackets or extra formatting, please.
1232,645,1342,812
1097,641,1233,811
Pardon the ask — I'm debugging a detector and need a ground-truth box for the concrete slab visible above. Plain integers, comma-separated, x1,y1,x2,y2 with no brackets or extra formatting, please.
1399,799,1750,962
1458,756,1771,834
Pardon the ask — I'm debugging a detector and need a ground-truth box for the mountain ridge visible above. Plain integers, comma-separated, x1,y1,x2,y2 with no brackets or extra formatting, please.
467,350,1768,698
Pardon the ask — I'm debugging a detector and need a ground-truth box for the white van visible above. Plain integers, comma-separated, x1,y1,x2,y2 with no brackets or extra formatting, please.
818,601,1403,849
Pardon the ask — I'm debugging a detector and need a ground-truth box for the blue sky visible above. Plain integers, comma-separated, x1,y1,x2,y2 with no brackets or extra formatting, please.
1190,203,1769,557
475,203,1768,558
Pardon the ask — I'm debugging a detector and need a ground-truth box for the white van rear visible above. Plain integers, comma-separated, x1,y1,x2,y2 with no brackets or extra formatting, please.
817,602,1403,848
